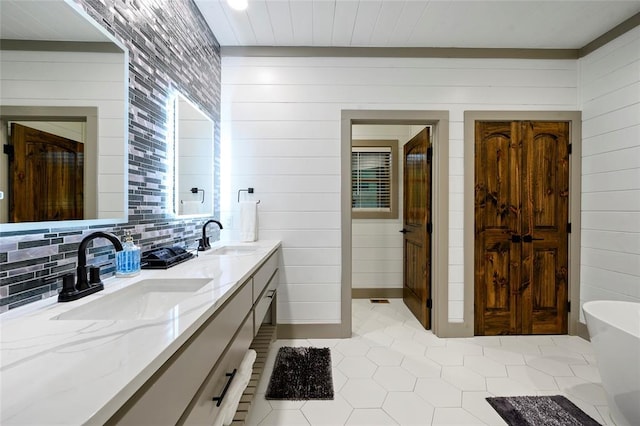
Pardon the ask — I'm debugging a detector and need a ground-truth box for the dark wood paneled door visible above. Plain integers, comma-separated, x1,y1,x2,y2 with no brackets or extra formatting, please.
403,127,432,329
9,123,84,222
474,121,569,335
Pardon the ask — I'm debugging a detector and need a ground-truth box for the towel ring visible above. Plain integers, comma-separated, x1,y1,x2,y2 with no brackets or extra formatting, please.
191,187,205,203
237,188,260,204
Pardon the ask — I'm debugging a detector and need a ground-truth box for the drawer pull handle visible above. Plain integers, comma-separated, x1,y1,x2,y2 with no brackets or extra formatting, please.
267,290,276,299
212,369,237,407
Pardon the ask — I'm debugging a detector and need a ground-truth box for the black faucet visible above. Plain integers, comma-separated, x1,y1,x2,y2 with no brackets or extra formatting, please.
198,219,223,251
58,231,124,302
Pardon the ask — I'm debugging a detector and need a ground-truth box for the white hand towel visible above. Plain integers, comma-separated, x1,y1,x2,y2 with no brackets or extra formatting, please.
214,373,242,426
238,349,257,375
239,201,258,242
181,200,202,215
212,408,225,426
220,349,257,425
223,377,249,425
221,370,252,425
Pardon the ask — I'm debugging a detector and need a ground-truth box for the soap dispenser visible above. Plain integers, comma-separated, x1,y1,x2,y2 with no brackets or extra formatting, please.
116,231,141,277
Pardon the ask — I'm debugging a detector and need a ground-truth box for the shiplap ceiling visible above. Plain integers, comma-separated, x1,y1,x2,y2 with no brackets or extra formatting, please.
195,0,640,49
0,0,112,42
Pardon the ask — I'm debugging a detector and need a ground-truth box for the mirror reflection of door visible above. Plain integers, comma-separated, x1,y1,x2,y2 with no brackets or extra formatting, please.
402,127,432,329
9,123,84,222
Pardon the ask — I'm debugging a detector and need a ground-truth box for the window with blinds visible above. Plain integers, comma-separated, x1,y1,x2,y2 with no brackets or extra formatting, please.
351,140,398,219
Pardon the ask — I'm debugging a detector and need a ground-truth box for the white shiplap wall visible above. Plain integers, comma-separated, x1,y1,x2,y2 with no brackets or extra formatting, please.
0,49,127,220
578,26,640,312
221,56,578,324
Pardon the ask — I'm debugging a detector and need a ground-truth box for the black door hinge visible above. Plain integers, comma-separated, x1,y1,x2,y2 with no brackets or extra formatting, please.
426,222,433,234
3,144,14,159
426,298,433,309
567,300,571,312
568,143,572,155
427,147,433,162
567,223,571,233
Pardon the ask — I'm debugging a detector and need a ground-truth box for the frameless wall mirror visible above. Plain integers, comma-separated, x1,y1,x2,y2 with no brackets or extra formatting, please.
172,93,214,217
0,0,128,231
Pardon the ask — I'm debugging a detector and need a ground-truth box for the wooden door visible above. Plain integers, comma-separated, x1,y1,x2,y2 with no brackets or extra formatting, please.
475,121,569,335
402,127,432,329
9,123,84,222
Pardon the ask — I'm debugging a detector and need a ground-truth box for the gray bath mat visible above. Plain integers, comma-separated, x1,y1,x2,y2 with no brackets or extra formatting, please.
265,346,334,400
486,395,602,426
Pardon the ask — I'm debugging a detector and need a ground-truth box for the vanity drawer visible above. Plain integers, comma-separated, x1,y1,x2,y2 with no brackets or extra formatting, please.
109,282,252,426
254,270,278,336
252,251,279,303
182,313,254,425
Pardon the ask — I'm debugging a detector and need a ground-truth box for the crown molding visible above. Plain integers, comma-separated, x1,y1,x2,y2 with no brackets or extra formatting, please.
0,39,123,53
579,12,640,57
222,46,579,59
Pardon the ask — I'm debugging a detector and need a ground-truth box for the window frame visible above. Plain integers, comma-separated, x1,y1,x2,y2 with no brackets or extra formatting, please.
351,139,398,219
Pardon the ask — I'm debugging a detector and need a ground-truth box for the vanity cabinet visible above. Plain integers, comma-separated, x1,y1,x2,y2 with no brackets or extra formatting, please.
182,312,254,424
106,249,279,426
252,251,278,303
254,270,278,336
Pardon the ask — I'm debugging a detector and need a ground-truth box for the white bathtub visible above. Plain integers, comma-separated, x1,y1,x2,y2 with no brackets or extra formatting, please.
583,300,640,426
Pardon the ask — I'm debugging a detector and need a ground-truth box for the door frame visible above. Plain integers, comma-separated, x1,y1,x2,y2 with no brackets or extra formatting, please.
341,110,450,337
464,111,584,338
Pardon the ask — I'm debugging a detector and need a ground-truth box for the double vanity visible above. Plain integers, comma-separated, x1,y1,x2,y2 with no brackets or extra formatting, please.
0,240,281,425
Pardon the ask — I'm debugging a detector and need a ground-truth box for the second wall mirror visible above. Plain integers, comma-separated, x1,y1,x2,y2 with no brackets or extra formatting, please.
172,93,214,217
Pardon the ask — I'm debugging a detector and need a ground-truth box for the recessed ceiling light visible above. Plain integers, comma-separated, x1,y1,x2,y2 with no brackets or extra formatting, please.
227,0,247,11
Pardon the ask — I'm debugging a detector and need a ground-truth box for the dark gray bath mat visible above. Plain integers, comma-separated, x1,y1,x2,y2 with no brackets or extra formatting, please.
486,395,602,426
265,346,334,400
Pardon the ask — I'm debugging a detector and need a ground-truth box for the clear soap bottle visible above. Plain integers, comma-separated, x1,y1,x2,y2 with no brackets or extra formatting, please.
116,230,141,277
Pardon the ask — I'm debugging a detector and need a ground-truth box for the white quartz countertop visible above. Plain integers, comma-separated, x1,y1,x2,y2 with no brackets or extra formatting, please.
0,240,281,425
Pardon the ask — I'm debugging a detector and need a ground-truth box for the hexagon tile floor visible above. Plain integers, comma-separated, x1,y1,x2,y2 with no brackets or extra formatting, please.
245,299,613,425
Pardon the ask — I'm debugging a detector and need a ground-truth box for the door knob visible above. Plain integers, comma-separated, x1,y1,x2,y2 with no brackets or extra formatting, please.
523,235,543,243
399,229,409,234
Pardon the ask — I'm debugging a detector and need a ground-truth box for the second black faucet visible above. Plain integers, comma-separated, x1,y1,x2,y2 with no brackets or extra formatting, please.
198,219,223,251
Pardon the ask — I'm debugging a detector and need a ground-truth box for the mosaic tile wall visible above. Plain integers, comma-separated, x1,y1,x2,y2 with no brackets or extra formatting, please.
0,0,221,312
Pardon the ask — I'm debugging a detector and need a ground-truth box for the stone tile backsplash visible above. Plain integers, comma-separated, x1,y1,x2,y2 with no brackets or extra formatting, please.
0,0,221,312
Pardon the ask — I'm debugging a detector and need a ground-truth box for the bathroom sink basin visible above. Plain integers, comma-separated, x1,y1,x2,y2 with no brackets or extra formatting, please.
53,278,211,321
208,245,259,256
